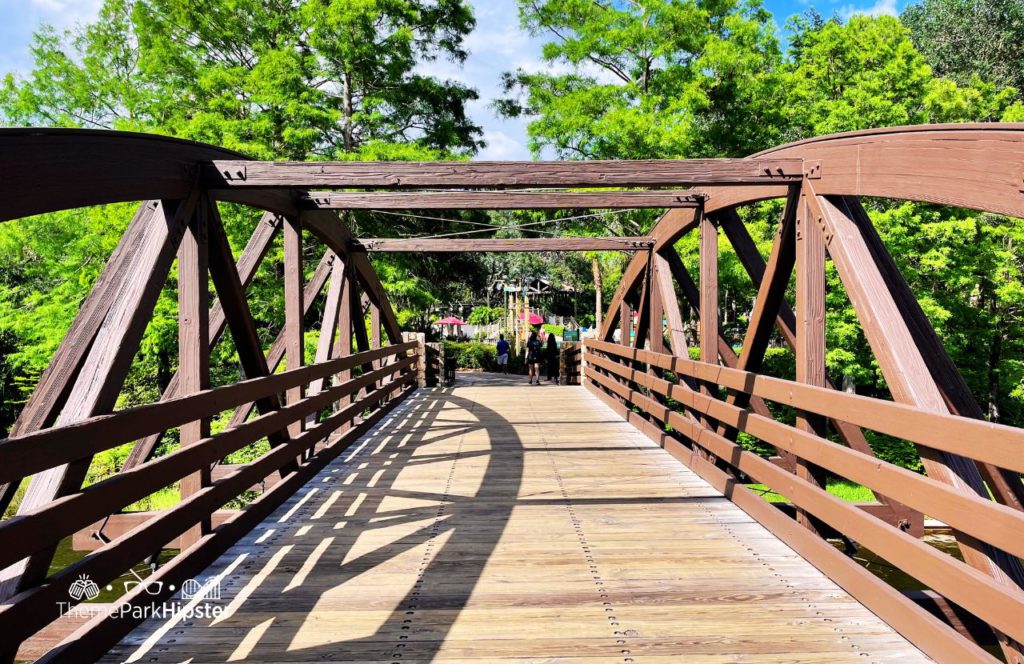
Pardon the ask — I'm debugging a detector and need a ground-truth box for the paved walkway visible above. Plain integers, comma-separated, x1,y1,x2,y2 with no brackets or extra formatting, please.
105,373,926,663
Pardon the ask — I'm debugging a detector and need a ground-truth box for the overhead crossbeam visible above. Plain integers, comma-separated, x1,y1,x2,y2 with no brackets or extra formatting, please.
350,237,654,252
203,159,804,189
302,190,705,210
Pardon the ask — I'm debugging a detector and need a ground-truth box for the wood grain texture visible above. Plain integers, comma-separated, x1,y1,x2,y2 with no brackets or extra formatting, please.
100,373,924,664
354,237,654,252
304,189,704,209
120,211,281,472
794,192,828,534
284,216,305,438
204,158,804,189
583,378,989,664
583,357,1024,646
0,192,200,602
178,199,212,549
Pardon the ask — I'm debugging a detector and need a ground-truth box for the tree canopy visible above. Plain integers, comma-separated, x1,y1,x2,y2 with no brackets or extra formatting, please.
3,0,1024,469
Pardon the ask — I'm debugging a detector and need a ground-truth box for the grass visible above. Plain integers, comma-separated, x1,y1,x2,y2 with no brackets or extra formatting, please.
747,478,875,504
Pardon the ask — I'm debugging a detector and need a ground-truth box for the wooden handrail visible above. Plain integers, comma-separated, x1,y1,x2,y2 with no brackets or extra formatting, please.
586,351,1024,558
0,341,415,483
584,364,1024,643
0,357,415,570
586,339,1024,474
0,371,416,648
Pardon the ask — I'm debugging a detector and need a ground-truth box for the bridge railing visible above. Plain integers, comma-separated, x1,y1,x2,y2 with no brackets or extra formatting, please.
583,339,1024,662
0,341,417,661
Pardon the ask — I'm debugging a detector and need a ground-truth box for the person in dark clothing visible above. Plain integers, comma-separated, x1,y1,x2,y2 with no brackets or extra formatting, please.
526,330,543,384
545,333,560,384
495,334,510,374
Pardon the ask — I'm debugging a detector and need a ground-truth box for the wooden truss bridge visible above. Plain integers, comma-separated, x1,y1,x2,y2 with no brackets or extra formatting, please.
0,125,1022,663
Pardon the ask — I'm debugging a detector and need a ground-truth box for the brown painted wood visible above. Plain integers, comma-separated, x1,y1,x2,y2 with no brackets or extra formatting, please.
305,254,346,422
807,189,1024,660
584,380,989,663
353,237,654,252
794,190,828,533
0,192,200,603
0,343,413,486
715,206,916,521
3,373,417,661
836,195,1024,513
698,212,719,438
226,250,334,430
283,216,304,438
120,211,282,472
304,189,704,209
0,201,173,514
177,199,212,549
0,357,416,577
587,345,1024,554
583,362,1024,644
653,252,688,356
586,339,1024,476
204,158,804,189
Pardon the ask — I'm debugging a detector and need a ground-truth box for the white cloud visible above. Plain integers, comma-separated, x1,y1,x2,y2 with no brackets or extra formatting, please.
839,0,899,18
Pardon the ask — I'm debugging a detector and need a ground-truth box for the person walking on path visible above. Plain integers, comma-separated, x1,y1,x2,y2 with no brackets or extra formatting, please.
526,330,543,385
495,334,510,374
545,333,560,385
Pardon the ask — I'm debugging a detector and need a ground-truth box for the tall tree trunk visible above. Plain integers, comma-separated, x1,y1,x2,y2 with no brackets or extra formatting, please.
988,299,1002,423
342,70,354,151
592,256,602,329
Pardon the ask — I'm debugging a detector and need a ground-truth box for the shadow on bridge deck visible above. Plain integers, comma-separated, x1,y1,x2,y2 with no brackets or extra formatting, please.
103,375,926,663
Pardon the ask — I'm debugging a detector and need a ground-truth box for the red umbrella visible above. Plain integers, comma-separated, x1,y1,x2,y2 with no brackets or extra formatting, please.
435,316,465,326
519,312,543,325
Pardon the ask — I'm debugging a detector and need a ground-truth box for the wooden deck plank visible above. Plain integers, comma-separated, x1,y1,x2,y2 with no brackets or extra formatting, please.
101,373,926,663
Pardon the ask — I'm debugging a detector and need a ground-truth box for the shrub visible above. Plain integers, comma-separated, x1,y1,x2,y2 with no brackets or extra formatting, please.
444,341,526,373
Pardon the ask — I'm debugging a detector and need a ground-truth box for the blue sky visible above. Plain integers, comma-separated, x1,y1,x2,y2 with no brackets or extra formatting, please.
0,0,906,159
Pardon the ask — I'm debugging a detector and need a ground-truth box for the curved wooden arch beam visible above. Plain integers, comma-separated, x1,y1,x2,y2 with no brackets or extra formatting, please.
0,130,247,221
598,207,701,342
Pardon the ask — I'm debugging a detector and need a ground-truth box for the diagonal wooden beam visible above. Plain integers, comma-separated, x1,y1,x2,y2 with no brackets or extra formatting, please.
0,192,200,603
224,251,333,430
206,202,294,466
716,205,915,519
119,212,281,472
836,196,1024,513
808,187,1024,661
731,189,798,375
0,201,168,515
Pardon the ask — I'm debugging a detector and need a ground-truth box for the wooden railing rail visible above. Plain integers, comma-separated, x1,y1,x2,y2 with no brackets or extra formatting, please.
586,339,1024,473
0,341,416,482
0,343,417,657
0,356,416,572
583,339,1024,657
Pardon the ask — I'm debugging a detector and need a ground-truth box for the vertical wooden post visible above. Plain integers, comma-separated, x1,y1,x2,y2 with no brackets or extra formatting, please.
698,212,720,435
620,300,631,346
699,212,718,368
334,258,354,429
795,192,828,533
649,256,665,354
178,199,211,549
284,216,304,437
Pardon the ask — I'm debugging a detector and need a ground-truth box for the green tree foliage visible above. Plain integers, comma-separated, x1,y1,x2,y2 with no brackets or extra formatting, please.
903,0,1024,98
498,0,787,158
502,2,1024,468
0,0,483,437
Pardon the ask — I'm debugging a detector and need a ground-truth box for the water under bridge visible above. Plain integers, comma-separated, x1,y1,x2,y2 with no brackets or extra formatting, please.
0,126,1022,663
